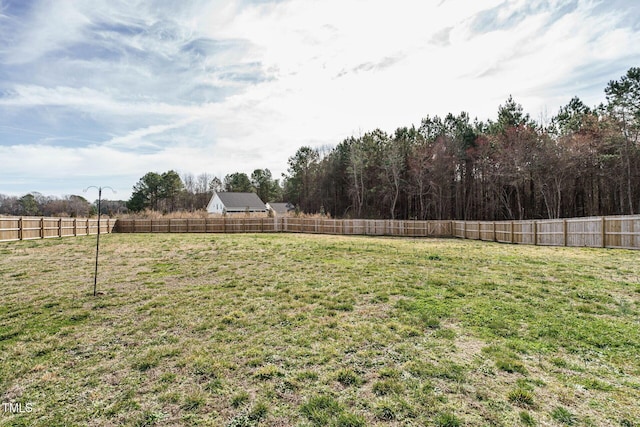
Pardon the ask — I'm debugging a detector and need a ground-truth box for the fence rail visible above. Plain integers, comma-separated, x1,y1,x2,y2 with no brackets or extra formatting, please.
0,216,115,242
2,215,638,250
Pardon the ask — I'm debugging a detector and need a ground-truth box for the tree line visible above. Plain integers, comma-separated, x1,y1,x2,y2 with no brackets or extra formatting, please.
3,68,638,220
125,169,283,213
0,168,283,217
0,192,127,217
282,67,640,220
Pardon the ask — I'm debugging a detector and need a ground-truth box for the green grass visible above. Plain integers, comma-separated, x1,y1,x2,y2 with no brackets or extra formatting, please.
435,412,462,427
519,410,537,426
507,387,535,407
551,406,577,425
1,233,639,426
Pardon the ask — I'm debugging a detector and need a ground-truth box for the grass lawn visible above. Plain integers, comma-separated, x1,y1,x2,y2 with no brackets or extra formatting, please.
0,233,639,426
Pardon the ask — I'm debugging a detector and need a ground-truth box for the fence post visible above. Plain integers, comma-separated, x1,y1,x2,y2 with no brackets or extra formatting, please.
533,221,537,246
493,222,497,242
73,218,77,236
40,217,44,239
18,217,23,240
462,221,466,239
59,218,63,237
86,218,90,235
510,221,514,244
563,219,567,247
601,216,606,248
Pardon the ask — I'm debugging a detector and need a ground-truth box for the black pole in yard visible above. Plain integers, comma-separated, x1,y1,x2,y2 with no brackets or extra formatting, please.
84,186,115,296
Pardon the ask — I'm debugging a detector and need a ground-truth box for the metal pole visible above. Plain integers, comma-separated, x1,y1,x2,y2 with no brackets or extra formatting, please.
84,186,115,296
94,188,101,297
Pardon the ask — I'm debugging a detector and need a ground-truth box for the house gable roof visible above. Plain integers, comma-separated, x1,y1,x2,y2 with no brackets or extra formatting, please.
215,192,266,211
267,202,294,214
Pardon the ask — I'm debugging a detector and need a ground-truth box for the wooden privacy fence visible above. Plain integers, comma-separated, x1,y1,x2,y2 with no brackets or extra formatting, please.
114,217,280,234
115,215,639,249
4,215,637,250
115,217,453,238
0,216,115,242
452,216,640,250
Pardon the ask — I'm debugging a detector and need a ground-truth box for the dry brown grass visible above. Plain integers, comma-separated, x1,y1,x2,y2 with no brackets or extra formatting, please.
117,209,331,219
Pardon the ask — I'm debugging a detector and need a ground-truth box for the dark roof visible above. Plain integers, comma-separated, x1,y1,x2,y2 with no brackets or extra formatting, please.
267,202,295,214
216,192,266,211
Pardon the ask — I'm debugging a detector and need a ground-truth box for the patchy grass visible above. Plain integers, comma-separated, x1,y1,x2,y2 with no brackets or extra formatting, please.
0,233,639,426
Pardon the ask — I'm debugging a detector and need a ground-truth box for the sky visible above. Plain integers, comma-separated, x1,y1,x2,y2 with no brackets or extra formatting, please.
1,0,639,201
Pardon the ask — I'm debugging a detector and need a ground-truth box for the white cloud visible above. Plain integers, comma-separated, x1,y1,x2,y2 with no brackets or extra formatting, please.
0,0,639,199
2,1,90,64
0,85,225,121
104,120,197,149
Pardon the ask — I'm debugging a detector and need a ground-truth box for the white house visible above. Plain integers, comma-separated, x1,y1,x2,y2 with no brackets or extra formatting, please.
206,192,267,214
